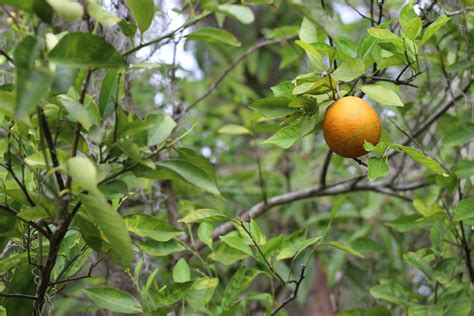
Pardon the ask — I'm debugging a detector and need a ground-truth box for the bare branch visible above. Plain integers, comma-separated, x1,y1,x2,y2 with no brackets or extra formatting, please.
446,7,474,16
271,265,306,315
182,35,297,116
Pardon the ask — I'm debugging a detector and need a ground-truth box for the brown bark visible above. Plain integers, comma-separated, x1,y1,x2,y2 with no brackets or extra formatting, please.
305,259,335,316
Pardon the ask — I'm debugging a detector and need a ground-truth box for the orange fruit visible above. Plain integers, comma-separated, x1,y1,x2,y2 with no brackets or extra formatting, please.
322,96,381,158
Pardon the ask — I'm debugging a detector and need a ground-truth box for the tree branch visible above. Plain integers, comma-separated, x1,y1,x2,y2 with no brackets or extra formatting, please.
271,265,306,315
123,12,211,56
0,204,50,238
181,35,297,116
446,7,474,16
0,293,38,300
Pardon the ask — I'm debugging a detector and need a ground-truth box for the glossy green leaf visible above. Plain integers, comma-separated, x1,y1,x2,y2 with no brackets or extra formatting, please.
326,241,364,258
218,4,255,24
158,282,193,306
249,97,295,119
370,280,411,306
173,258,191,283
156,160,220,195
126,0,154,32
197,222,213,249
99,69,120,118
218,124,252,135
124,214,183,241
222,267,260,309
49,33,127,68
137,239,185,257
454,199,474,221
47,0,83,22
147,114,176,147
84,287,143,314
187,278,219,310
394,145,448,177
80,195,132,267
58,94,93,130
220,235,253,256
262,123,300,149
66,156,100,194
87,0,121,26
367,157,390,181
186,27,241,47
360,84,404,107
421,15,450,44
179,209,228,224
209,243,248,265
367,28,404,47
331,59,365,82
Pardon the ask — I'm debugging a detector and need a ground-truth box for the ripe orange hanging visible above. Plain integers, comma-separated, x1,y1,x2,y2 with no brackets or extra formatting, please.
322,96,381,158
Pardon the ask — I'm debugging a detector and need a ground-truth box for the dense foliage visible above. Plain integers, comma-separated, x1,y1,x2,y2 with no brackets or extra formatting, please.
0,0,472,315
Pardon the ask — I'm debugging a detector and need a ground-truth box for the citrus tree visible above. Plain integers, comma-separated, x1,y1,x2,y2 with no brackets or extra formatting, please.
0,0,472,315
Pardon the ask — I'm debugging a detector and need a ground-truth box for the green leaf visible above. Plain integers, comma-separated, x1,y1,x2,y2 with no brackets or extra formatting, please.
84,287,142,314
367,28,404,47
136,239,185,257
299,17,317,43
249,97,296,119
124,214,183,241
15,68,53,122
331,59,365,82
454,199,474,221
66,156,99,194
17,206,50,221
218,4,255,24
262,123,300,149
370,280,411,306
187,278,219,311
47,0,83,22
430,219,444,254
49,33,127,68
173,258,191,283
394,145,448,177
452,160,474,179
185,27,241,47
197,222,213,249
157,282,193,306
58,94,93,130
421,15,450,45
218,124,252,135
443,126,474,147
0,0,53,23
294,40,325,72
367,157,390,181
360,84,404,107
147,114,177,146
404,17,423,40
220,235,253,256
179,209,228,224
156,160,220,195
0,90,15,117
126,0,154,32
209,243,248,265
386,215,431,232
87,0,121,26
222,267,260,309
325,241,364,258
80,195,132,267
5,263,35,316
99,69,120,118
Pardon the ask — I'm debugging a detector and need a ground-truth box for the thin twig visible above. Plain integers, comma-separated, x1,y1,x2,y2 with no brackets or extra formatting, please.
182,35,296,116
0,204,50,238
320,150,333,187
123,12,211,56
271,265,306,315
0,293,38,300
446,7,474,16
